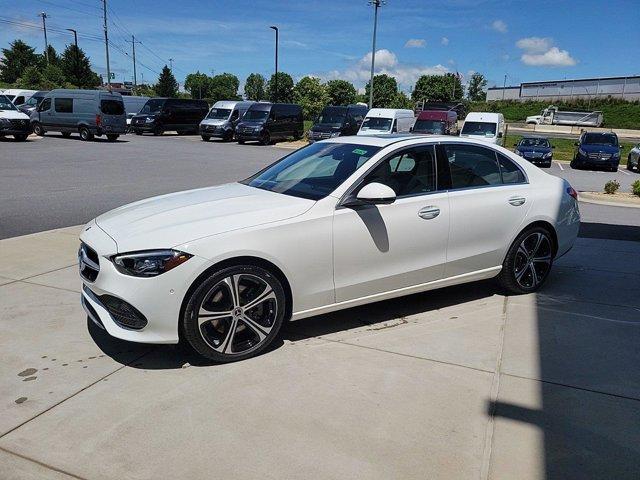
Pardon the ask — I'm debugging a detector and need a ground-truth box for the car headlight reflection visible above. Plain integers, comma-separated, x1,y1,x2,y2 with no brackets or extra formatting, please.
111,250,192,277
543,152,552,159
515,150,523,156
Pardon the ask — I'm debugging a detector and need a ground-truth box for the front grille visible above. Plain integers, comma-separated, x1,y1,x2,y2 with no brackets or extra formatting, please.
100,295,148,330
587,152,612,160
78,242,100,282
311,131,332,140
9,119,29,128
238,127,255,134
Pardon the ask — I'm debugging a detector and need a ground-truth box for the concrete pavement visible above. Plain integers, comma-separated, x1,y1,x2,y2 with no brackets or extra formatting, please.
1,224,639,479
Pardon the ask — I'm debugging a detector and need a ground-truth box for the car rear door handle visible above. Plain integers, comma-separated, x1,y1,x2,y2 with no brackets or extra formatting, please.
508,196,526,206
418,206,440,220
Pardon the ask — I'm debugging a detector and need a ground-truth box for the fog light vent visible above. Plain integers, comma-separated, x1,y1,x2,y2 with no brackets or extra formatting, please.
100,295,148,330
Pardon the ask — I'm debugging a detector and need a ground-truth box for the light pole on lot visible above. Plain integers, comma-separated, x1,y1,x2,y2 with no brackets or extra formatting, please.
270,26,279,103
502,74,507,100
368,0,384,109
39,12,49,64
66,29,78,85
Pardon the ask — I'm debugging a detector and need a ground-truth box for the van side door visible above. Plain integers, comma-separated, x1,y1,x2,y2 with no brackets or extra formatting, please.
37,97,53,127
54,97,74,131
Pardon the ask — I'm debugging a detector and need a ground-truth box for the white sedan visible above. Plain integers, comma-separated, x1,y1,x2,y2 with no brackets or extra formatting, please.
79,135,580,362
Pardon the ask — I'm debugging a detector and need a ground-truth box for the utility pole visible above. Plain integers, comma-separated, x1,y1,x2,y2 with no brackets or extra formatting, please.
39,12,49,64
66,29,78,84
269,26,278,103
126,35,140,93
368,0,384,109
502,74,507,100
102,0,111,89
169,58,174,71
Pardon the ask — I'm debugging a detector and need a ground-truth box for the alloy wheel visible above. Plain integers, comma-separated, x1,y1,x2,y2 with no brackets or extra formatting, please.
196,273,278,356
513,232,552,289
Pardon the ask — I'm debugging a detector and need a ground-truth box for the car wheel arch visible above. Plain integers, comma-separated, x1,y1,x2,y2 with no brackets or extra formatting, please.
508,220,559,261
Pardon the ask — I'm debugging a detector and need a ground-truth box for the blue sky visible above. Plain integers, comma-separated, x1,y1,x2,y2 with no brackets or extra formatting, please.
2,0,639,92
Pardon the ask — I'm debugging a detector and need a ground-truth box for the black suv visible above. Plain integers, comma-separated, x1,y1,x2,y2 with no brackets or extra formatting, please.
308,104,368,142
235,103,303,145
131,98,209,135
570,132,622,172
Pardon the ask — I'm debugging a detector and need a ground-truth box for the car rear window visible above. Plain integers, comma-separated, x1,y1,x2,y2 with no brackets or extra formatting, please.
101,100,125,115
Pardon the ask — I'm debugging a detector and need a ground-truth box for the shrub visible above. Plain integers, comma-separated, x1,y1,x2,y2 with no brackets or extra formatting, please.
604,180,620,194
632,180,640,197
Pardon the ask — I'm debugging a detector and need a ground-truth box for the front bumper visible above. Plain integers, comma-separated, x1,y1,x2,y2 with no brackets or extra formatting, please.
79,221,212,344
574,154,619,168
200,124,231,138
0,121,31,135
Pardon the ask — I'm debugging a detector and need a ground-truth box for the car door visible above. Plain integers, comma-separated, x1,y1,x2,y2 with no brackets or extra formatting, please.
440,142,531,278
333,144,449,302
38,97,53,127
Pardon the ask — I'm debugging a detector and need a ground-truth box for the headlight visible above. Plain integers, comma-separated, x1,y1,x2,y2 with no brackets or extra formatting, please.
145,117,155,123
515,150,523,156
111,250,192,277
578,148,587,156
254,126,262,132
330,132,341,138
543,152,552,159
613,152,620,158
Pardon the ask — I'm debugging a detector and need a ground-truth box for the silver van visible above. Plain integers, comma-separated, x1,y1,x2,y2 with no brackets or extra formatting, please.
122,95,149,127
199,100,255,141
30,89,127,141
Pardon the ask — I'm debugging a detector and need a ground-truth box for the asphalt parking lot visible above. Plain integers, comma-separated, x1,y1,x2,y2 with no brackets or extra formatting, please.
1,133,640,479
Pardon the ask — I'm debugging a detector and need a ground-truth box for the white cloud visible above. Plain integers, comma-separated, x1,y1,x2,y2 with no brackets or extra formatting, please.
491,20,507,33
404,38,426,48
441,37,449,46
516,37,577,67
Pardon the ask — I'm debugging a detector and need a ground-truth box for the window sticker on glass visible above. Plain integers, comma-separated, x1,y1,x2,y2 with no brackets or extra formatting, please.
352,148,368,155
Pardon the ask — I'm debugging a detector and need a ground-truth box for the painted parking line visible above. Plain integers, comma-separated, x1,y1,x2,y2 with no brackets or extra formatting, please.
619,168,630,176
556,162,564,171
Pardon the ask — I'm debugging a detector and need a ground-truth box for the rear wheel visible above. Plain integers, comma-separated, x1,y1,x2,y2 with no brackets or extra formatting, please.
182,265,286,362
32,122,45,136
201,135,211,142
626,155,633,170
13,134,28,141
134,129,142,135
238,139,245,144
497,226,554,295
106,134,119,142
79,127,94,141
260,131,271,146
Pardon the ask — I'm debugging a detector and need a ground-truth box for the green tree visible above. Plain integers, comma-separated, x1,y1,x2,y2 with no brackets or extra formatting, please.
244,73,266,101
60,44,100,88
364,74,398,107
155,65,178,97
40,64,69,89
326,79,356,105
467,73,487,101
15,66,43,89
412,74,463,102
136,84,156,97
41,45,60,67
184,71,210,99
293,76,329,120
266,72,294,103
209,73,240,102
390,91,414,109
0,40,40,83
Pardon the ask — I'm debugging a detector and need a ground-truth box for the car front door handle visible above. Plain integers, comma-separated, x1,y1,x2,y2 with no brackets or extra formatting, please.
418,206,440,220
508,196,526,206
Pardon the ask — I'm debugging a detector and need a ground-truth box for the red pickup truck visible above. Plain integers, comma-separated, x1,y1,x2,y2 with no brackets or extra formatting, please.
411,110,458,135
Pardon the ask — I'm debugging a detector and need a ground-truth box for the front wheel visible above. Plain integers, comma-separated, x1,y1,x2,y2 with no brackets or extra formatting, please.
79,127,94,141
134,130,142,135
201,135,210,142
32,122,45,136
497,226,554,295
260,131,271,146
106,134,119,142
182,265,286,362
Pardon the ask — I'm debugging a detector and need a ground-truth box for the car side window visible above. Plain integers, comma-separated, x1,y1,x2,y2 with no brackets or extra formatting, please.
444,144,502,189
54,98,73,113
497,153,526,184
39,97,51,111
230,109,239,121
362,145,436,197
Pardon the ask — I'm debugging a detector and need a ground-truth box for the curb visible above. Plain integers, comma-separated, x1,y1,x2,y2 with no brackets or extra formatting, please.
578,193,640,209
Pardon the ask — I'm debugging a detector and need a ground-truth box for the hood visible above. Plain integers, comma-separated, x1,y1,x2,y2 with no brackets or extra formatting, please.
580,143,618,154
0,109,30,120
517,145,552,154
237,120,265,128
311,124,343,133
132,113,155,119
95,183,315,252
358,129,390,136
200,118,229,127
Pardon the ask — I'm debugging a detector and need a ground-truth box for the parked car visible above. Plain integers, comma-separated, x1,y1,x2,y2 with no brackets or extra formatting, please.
570,132,622,172
357,108,414,135
412,110,458,135
627,143,640,171
514,135,554,168
17,90,48,116
1,89,38,106
0,94,31,141
200,100,255,141
460,112,506,145
235,103,304,145
79,135,580,362
130,98,209,135
308,104,368,142
30,89,127,141
122,95,149,126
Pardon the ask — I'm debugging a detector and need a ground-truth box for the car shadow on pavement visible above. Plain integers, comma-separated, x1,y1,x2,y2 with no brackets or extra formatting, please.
88,279,498,370
41,134,129,143
579,222,640,242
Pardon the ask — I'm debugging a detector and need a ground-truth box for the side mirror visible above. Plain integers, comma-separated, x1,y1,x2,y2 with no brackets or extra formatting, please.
497,132,503,138
343,182,396,207
574,142,579,146
513,143,518,147
552,145,556,149
409,126,413,132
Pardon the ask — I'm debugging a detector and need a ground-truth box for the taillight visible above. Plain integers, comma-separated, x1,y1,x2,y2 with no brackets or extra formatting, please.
566,186,578,200
95,114,102,127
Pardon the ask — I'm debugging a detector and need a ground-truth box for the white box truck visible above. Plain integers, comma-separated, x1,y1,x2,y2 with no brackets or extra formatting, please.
526,105,603,127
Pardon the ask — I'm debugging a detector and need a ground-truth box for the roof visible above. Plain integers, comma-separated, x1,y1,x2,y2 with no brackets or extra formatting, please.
321,133,459,147
519,134,550,139
366,108,414,117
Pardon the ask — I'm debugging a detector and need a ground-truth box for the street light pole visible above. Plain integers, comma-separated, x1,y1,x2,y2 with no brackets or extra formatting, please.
66,29,78,85
502,74,507,100
126,35,140,93
368,0,384,109
102,0,111,89
269,26,278,103
39,12,49,64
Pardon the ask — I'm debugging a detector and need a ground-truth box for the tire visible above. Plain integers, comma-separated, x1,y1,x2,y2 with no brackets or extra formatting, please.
106,134,119,142
182,265,287,362
79,127,94,141
177,131,187,136
570,159,579,169
134,130,142,135
32,122,45,136
497,226,554,295
610,164,619,173
293,130,302,140
223,130,234,142
153,126,164,136
260,131,271,146
238,139,245,144
626,156,633,171
13,134,28,141
61,132,72,138
201,135,211,142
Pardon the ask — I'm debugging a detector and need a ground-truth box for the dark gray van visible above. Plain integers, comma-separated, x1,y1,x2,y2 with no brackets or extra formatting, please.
30,89,127,141
130,98,209,136
235,103,304,145
308,104,368,142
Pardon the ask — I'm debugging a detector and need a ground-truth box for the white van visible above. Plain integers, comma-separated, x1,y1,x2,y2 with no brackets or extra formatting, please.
357,108,415,136
2,89,38,106
460,112,505,145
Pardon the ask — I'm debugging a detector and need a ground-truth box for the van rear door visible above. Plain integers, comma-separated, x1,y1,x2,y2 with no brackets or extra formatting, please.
99,97,126,133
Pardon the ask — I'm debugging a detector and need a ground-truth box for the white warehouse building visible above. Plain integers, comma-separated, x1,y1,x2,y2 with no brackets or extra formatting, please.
487,75,640,102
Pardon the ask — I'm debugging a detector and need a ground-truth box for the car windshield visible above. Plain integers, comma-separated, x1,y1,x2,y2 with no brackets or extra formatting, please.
243,109,269,121
101,100,125,115
25,95,44,106
207,108,231,120
242,142,381,200
413,120,445,134
317,108,346,127
139,99,164,114
519,138,550,148
583,133,617,146
461,121,497,136
360,117,392,131
0,95,17,111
